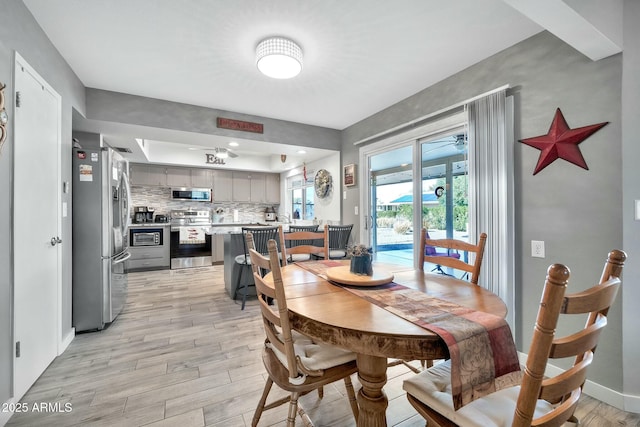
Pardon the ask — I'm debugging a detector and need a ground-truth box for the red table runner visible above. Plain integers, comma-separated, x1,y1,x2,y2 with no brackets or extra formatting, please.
295,261,522,409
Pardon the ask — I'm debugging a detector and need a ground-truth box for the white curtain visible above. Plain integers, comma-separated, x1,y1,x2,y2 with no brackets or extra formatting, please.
467,90,515,328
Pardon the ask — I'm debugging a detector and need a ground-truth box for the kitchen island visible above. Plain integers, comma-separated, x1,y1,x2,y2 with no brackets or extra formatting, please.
207,223,287,300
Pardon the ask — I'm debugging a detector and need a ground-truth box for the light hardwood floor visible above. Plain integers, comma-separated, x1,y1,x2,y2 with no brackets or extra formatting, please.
6,266,639,426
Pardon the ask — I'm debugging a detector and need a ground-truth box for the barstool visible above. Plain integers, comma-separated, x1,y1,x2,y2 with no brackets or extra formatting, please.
233,226,281,310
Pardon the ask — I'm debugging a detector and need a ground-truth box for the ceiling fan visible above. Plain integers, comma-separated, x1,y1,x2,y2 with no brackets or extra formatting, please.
422,134,466,155
193,146,239,158
211,147,238,159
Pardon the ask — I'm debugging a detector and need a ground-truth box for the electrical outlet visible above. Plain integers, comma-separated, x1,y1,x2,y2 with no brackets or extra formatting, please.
531,240,545,258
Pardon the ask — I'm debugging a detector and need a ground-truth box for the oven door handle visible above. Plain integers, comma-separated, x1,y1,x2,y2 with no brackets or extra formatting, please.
113,251,132,265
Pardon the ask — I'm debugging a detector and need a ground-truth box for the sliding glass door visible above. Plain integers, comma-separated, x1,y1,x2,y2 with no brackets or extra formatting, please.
420,133,469,242
367,145,414,266
359,112,468,268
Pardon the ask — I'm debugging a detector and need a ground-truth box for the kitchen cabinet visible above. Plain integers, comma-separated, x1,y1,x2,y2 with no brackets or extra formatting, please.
250,173,266,203
129,165,281,204
231,172,280,203
232,171,252,202
265,173,280,204
126,226,170,270
129,164,167,186
212,234,224,264
213,170,233,202
165,167,191,188
191,169,214,188
127,247,170,270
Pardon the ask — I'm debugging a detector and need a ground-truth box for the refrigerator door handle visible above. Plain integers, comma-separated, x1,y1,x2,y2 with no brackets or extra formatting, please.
122,170,132,231
113,251,131,265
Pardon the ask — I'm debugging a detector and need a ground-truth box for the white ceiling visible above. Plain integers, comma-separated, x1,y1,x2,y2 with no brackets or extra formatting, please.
22,0,621,169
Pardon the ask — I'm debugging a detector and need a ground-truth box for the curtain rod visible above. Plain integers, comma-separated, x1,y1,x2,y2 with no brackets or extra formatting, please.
353,84,510,146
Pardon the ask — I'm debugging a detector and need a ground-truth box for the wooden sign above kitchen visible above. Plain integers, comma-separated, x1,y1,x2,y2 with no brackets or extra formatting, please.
216,117,263,134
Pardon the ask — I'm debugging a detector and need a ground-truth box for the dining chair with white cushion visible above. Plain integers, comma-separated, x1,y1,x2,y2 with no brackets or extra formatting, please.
248,238,359,427
279,224,328,263
326,224,353,259
403,249,625,427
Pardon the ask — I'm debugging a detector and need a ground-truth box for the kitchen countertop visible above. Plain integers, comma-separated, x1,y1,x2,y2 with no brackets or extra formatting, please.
206,222,285,234
128,222,292,233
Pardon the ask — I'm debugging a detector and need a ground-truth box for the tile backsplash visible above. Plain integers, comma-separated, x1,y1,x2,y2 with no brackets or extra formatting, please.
130,185,279,223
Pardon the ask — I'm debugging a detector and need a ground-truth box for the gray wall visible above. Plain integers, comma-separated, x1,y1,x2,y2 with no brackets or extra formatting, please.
342,30,627,391
2,0,638,407
622,0,640,398
0,0,86,402
85,89,342,151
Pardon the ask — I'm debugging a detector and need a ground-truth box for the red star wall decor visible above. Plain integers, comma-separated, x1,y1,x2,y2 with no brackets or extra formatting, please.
520,108,608,175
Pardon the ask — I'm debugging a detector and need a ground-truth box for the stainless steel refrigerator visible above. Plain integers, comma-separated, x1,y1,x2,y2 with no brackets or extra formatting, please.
72,146,132,331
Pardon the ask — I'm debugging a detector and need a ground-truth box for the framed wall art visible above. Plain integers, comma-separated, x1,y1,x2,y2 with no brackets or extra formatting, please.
344,164,356,187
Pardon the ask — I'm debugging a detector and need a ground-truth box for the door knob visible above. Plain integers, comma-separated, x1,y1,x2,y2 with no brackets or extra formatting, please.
50,236,62,246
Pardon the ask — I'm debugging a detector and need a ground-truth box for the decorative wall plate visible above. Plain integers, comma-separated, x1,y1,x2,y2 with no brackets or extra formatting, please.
314,169,332,198
0,83,7,148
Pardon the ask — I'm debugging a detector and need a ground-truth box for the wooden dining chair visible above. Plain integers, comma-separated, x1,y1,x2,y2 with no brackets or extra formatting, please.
418,228,487,284
248,238,359,427
279,224,329,263
403,249,626,427
392,229,489,374
234,225,282,310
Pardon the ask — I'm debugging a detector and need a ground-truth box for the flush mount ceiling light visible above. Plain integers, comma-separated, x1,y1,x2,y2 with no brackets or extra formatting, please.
256,37,303,79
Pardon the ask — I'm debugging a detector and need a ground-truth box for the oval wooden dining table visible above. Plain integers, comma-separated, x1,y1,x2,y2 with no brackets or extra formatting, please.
265,260,508,427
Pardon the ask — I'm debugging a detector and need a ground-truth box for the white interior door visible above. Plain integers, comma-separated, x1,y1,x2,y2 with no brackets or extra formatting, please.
13,53,62,400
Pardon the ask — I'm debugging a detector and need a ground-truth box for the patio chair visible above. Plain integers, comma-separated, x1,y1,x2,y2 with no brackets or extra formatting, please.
248,239,359,426
404,249,625,427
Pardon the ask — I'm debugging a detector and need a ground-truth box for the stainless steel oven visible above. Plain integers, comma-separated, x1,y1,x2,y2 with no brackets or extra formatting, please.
170,209,212,269
130,228,163,246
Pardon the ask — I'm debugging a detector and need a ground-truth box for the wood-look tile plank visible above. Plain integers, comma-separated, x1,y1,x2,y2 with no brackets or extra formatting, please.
143,408,205,427
6,264,637,427
124,372,229,413
76,401,165,427
165,375,265,419
90,367,199,406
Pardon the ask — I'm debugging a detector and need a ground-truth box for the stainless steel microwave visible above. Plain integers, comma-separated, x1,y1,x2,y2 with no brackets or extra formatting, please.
130,228,163,246
171,188,212,202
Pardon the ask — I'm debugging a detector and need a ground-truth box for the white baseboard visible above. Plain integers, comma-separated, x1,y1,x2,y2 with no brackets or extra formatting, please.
624,394,640,413
0,397,17,427
59,327,75,355
518,352,640,413
1,329,75,427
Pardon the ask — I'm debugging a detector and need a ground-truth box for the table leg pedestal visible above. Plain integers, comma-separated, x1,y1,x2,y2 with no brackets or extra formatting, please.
356,354,388,427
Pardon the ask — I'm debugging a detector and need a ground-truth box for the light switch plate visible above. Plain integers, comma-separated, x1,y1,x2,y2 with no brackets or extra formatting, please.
354,206,359,215
531,240,545,258
636,200,640,220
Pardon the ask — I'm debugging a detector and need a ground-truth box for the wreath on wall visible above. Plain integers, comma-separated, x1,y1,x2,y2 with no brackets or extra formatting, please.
0,83,8,153
314,169,332,198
